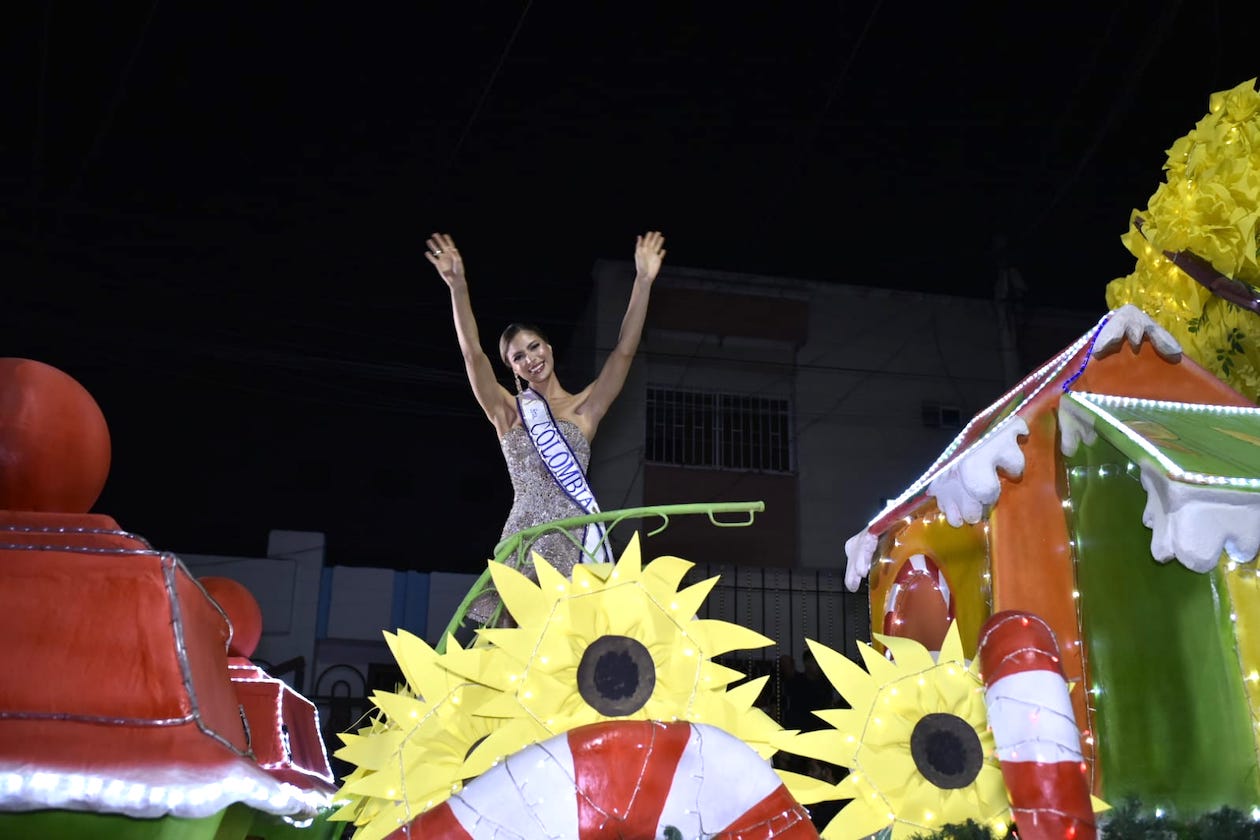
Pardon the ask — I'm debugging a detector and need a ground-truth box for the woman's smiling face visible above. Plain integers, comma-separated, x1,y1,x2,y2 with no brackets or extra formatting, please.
505,330,553,386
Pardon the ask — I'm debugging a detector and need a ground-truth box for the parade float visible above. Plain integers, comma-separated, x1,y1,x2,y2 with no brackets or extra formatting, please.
0,358,341,840
8,78,1259,840
330,79,1260,840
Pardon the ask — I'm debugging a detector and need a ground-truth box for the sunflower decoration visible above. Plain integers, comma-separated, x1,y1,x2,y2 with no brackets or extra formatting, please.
775,623,1010,840
445,534,798,787
329,631,508,840
1106,77,1260,400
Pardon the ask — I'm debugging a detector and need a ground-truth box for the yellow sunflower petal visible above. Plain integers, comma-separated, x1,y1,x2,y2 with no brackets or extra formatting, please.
857,641,903,685
383,630,441,695
534,557,572,597
590,583,657,629
723,675,768,711
488,559,551,627
462,719,547,778
937,620,966,664
831,771,861,799
810,708,866,741
351,801,425,840
470,689,529,719
929,662,976,709
692,619,773,656
824,797,894,840
369,691,432,727
476,627,544,668
673,576,720,617
808,638,877,711
571,562,613,593
872,633,937,672
699,659,748,688
776,769,837,805
641,554,694,597
972,764,1010,815
329,800,360,823
334,729,408,770
435,645,503,688
777,728,856,766
610,532,643,580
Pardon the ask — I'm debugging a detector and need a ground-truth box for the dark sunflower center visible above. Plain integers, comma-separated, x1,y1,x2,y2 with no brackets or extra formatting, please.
576,635,656,716
909,712,983,789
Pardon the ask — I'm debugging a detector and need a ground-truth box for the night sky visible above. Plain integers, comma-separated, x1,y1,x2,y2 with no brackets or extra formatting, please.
3,2,1257,569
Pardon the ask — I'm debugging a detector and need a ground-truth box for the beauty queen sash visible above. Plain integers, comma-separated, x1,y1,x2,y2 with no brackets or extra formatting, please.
516,388,611,564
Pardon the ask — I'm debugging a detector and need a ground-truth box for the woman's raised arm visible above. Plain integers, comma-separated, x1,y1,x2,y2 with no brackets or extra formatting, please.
578,230,666,429
426,232,517,435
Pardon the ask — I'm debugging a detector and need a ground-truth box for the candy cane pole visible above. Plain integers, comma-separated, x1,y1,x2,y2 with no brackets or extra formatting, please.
389,720,817,840
978,611,1094,840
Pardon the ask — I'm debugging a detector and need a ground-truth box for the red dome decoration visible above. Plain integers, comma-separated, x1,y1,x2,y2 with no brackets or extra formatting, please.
200,576,264,658
0,358,111,513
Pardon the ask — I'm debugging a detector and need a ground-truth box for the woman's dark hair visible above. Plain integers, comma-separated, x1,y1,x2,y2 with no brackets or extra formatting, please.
498,322,549,366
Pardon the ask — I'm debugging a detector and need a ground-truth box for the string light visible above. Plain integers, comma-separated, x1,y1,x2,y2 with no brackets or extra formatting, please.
1067,392,1260,489
863,319,1103,531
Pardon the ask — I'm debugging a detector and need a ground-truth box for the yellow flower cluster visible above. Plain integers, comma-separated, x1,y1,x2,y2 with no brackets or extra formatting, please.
774,625,1011,839
1106,78,1260,400
330,536,803,840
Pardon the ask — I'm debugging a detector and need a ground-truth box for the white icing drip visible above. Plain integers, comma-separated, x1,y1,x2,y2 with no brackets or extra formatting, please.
1140,463,1260,572
1057,399,1097,457
844,529,879,592
1091,304,1181,360
928,417,1029,527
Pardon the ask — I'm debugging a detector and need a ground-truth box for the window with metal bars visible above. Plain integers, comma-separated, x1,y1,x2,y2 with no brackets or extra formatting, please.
646,386,794,472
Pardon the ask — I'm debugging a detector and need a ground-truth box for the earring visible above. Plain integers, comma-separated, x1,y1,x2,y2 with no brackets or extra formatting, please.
514,373,523,393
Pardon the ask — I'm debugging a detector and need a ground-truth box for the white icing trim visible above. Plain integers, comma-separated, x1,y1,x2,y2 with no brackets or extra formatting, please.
928,417,1029,527
1090,304,1181,359
1057,399,1097,457
0,761,333,820
856,317,1101,534
841,305,1178,589
844,529,879,592
1140,463,1260,572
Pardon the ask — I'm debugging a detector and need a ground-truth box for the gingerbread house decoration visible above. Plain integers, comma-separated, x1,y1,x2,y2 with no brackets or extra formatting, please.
845,304,1260,815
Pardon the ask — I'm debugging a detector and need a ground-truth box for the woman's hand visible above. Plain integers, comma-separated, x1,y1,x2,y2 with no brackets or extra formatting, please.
425,232,465,287
634,230,666,283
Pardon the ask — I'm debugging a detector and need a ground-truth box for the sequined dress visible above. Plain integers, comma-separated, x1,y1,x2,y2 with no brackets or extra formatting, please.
466,419,591,624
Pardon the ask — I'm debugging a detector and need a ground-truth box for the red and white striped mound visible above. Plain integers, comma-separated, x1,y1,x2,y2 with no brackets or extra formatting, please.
391,720,817,840
978,611,1094,840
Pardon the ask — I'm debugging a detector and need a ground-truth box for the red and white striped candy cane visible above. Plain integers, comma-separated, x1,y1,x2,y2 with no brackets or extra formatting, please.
978,611,1094,840
390,720,817,840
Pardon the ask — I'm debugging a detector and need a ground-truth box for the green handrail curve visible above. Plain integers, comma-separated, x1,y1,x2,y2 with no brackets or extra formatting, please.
436,501,764,652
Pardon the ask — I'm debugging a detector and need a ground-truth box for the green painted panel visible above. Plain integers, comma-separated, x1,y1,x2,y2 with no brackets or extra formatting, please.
1067,392,1260,488
1068,439,1259,814
0,808,232,840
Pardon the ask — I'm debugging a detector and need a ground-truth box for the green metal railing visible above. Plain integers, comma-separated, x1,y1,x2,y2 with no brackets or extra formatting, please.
436,501,764,651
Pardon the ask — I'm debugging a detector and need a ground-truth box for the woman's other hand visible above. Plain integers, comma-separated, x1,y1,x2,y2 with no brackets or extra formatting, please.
426,232,465,287
634,230,666,283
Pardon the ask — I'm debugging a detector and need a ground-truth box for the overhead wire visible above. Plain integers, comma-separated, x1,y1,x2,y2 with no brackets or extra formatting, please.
1013,0,1184,244
52,0,163,239
761,0,886,227
427,0,534,204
